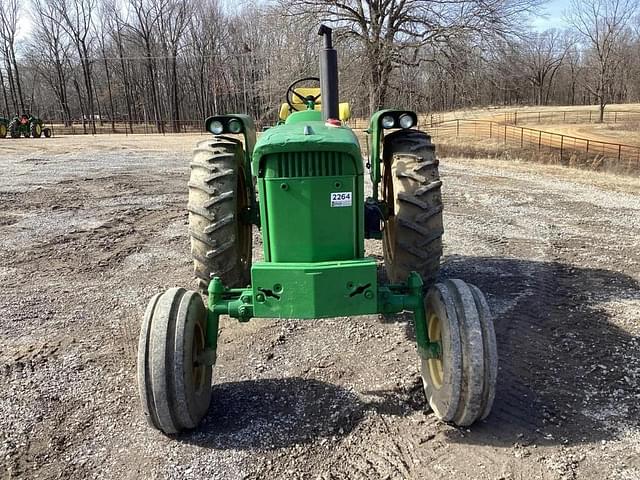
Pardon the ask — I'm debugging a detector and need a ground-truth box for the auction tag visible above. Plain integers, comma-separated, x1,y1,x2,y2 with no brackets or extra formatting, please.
330,192,352,207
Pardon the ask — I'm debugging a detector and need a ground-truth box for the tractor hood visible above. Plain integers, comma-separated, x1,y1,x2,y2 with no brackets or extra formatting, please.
252,119,363,176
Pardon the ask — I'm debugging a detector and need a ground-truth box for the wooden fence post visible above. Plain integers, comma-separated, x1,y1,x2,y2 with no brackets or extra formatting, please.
456,119,460,137
520,128,524,147
560,135,564,160
504,124,507,143
490,122,492,138
586,140,590,153
618,144,622,162
538,131,542,150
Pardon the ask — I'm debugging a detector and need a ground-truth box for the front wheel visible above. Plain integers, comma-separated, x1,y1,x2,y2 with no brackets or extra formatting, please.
137,288,212,434
421,279,498,426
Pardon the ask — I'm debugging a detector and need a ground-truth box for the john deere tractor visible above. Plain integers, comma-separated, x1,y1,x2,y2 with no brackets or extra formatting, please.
8,114,51,138
138,25,498,434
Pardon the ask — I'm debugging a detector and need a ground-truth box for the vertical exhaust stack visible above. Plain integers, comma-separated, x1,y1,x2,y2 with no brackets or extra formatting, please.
318,25,339,121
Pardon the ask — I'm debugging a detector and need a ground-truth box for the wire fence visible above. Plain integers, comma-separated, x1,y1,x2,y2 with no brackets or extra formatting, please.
42,120,208,136
10,113,640,172
426,119,640,172
499,110,640,126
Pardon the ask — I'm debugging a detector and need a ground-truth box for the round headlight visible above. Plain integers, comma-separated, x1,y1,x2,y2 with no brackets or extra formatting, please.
209,120,224,134
381,115,395,129
228,119,242,133
399,114,414,129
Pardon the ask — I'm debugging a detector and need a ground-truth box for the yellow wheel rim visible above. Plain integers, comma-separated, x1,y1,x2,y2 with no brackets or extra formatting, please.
0,125,6,137
192,322,206,391
35,124,42,135
427,311,444,389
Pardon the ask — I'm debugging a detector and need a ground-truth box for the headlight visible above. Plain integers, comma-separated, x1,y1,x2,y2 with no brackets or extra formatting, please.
209,120,224,134
399,114,414,129
228,119,242,133
381,115,395,129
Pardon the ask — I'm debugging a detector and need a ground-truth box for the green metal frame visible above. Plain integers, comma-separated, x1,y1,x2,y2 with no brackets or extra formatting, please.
204,114,260,227
367,109,418,202
198,108,441,369
203,271,441,365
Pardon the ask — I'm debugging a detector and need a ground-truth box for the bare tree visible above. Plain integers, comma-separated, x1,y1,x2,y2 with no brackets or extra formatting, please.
51,0,98,133
567,0,638,121
286,0,545,114
0,0,26,112
518,30,569,105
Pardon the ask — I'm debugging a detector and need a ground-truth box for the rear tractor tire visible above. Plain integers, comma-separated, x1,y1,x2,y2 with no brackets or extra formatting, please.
421,279,497,426
137,288,212,434
382,129,443,286
8,120,20,138
43,128,52,138
188,137,252,293
0,123,6,138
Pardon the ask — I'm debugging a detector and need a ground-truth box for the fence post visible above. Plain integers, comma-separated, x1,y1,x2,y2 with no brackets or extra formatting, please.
538,131,542,150
504,124,507,143
514,112,518,125
456,119,459,137
586,139,589,153
560,135,564,160
538,112,541,123
615,112,618,123
490,122,492,138
618,144,622,162
589,111,592,123
520,128,524,147
563,111,566,122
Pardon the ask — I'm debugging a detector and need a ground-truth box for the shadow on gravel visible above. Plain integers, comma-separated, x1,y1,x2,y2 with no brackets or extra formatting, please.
178,377,422,450
437,255,640,447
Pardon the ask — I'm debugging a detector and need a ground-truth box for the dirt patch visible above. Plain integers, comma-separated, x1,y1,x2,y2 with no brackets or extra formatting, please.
1,136,639,479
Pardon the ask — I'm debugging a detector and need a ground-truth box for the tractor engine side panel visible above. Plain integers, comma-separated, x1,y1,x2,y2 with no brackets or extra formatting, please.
259,151,364,262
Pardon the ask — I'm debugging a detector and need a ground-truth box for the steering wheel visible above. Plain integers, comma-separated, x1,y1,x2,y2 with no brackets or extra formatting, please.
286,77,321,112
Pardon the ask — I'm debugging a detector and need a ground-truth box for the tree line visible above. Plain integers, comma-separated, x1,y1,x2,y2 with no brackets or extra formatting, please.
0,0,638,132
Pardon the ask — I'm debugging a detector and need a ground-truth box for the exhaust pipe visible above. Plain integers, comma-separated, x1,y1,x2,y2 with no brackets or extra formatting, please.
318,25,339,121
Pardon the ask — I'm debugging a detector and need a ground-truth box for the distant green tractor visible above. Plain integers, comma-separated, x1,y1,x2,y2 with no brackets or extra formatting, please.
137,25,498,435
8,114,51,138
0,118,7,138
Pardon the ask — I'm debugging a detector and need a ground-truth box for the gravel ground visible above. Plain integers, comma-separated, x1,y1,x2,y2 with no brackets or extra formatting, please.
1,135,639,480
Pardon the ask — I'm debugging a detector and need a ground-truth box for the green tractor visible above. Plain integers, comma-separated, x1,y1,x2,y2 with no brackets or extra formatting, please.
137,25,498,434
8,113,51,138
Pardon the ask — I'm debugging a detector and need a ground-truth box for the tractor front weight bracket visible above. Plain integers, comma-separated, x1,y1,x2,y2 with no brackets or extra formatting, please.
205,272,441,365
378,272,442,360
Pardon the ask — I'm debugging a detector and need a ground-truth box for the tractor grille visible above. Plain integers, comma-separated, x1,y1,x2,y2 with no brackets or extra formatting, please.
267,151,346,178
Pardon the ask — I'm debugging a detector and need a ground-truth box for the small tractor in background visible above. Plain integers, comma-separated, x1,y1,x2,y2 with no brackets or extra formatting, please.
8,114,51,138
0,118,7,138
137,25,498,434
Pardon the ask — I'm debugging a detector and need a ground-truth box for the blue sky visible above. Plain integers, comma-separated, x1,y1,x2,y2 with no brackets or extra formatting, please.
531,0,573,31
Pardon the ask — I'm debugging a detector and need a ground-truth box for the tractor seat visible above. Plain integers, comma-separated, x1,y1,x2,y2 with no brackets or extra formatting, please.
279,87,351,122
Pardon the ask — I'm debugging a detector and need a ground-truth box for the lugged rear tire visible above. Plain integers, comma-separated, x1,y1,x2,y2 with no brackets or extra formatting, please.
8,120,20,138
0,123,7,138
382,129,443,286
188,136,252,292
